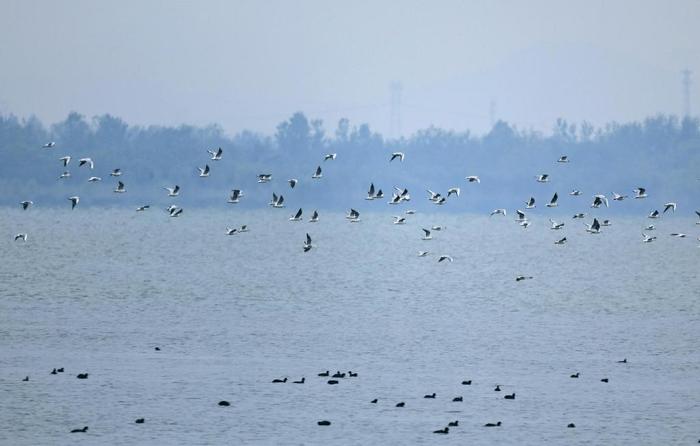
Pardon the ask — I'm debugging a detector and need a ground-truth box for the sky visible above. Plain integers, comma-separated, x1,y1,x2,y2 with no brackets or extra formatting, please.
1,0,699,137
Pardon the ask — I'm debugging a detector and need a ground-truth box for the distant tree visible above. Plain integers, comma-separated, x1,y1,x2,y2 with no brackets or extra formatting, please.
334,118,350,143
275,112,310,151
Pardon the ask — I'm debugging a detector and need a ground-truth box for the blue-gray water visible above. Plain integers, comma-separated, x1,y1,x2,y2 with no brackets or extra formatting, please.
1,208,699,445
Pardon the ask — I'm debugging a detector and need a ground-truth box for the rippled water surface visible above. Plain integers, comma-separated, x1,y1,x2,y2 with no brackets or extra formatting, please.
1,208,699,445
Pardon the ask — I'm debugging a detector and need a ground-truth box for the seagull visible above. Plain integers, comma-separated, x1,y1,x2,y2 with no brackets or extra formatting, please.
572,213,586,219
633,187,647,199
421,228,432,240
515,210,527,222
549,219,564,230
490,208,506,217
365,183,376,200
438,255,453,263
525,197,536,209
390,152,405,162
546,192,558,208
228,189,242,203
612,192,627,201
554,236,567,245
520,220,531,229
536,174,549,183
417,251,429,257
642,233,656,243
395,186,411,201
465,175,480,183
427,190,441,202
585,218,601,234
113,181,126,193
570,189,582,196
20,201,33,210
393,216,406,225
68,196,79,210
272,194,285,208
434,196,447,205
516,276,533,282
226,227,238,235
309,210,319,222
324,153,337,161
164,185,180,197
289,208,303,221
42,141,56,148
257,173,272,183
198,164,210,177
645,224,655,231
87,176,102,182
58,171,71,180
696,210,700,224
648,210,660,219
346,208,361,222
375,189,384,199
208,147,223,160
591,194,609,208
663,202,677,213
388,193,402,205
14,233,28,241
431,226,445,231
239,225,249,232
288,178,298,188
110,168,122,177
601,219,612,226
557,155,569,163
78,158,94,169
303,233,313,252
136,205,150,211
670,233,687,238
447,187,460,197
59,156,71,166
169,206,183,217
312,166,322,179
405,209,416,214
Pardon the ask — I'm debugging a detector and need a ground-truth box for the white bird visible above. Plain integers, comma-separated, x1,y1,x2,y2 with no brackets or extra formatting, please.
549,219,565,230
572,213,586,219
570,189,582,196
169,207,183,217
288,178,298,188
557,155,569,163
645,224,656,231
228,189,242,203
427,189,441,202
670,233,687,238
591,194,609,208
59,156,71,166
272,194,285,208
257,173,272,183
405,209,416,215
465,175,480,183
58,171,71,180
303,233,313,252
438,255,453,263
490,209,506,217
417,251,429,257
14,233,28,241
289,208,303,221
434,196,447,205
78,158,94,169
515,210,527,222
663,202,677,213
393,216,406,225
642,233,656,243
309,210,319,222
431,226,445,231
68,196,79,210
375,189,384,199
388,193,402,205
612,192,627,201
601,219,612,226
114,181,126,193
421,228,432,240
312,166,322,179
390,152,405,162
447,187,460,197
87,176,102,182
324,153,337,161
365,183,376,200
42,141,56,148
20,201,33,210
516,275,533,281
554,237,567,245
520,220,531,229
546,192,558,208
239,225,249,232
346,208,361,222
633,187,647,199
226,227,238,235
585,218,601,234
536,174,549,183
695,210,700,224
395,187,411,201
198,164,210,177
110,168,122,177
136,205,150,211
208,147,223,160
648,210,660,219
525,197,536,209
164,185,180,197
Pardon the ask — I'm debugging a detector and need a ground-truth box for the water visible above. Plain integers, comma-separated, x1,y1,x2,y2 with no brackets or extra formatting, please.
1,208,699,445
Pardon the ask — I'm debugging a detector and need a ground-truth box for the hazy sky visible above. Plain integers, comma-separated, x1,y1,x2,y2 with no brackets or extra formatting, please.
1,0,699,137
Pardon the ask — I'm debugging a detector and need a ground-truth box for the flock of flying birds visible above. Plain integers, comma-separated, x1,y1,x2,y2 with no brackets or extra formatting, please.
12,142,700,256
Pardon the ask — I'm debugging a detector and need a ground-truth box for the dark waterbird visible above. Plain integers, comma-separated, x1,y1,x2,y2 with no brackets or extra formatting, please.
22,376,29,381
332,371,345,378
135,418,145,424
348,371,358,377
618,358,627,363
272,377,287,383
155,347,160,351
317,420,331,426
57,368,64,372
485,421,501,427
370,399,377,403
318,370,329,377
448,421,459,427
461,380,472,385
70,426,88,433
570,372,580,378
494,385,501,391
395,402,405,407
327,380,339,385
293,377,305,384
452,396,463,402
218,401,230,406
568,423,576,428
504,393,515,399
424,393,436,399
433,427,449,434
76,373,88,379
601,378,609,383
51,368,57,375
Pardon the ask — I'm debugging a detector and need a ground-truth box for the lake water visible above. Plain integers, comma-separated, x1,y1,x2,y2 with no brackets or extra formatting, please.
1,208,699,445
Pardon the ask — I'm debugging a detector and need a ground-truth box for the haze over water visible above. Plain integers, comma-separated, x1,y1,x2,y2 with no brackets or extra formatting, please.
1,209,698,445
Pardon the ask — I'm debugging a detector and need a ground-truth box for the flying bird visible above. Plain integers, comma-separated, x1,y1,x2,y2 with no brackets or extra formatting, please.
20,201,33,210
438,255,453,263
208,147,223,160
447,187,460,197
198,164,210,177
228,189,242,203
289,208,303,221
465,175,480,183
324,153,337,161
346,208,361,222
309,210,319,222
136,205,150,212
585,218,601,234
366,183,376,200
648,210,660,219
14,233,28,241
257,174,272,183
536,174,549,183
226,227,238,235
271,194,285,208
113,181,126,193
110,168,122,177
59,156,71,166
169,206,183,217
312,166,322,179
42,141,56,148
390,152,405,162
554,237,567,245
557,155,569,163
490,209,506,217
546,192,558,207
164,185,180,197
288,178,298,188
670,233,687,238
58,171,71,180
570,189,582,196
591,194,609,208
525,197,536,209
612,192,627,201
87,176,102,182
642,233,656,243
663,202,676,213
549,219,565,230
393,216,406,225
515,210,527,222
78,158,94,169
421,228,432,240
633,187,647,199
303,233,313,252
68,196,79,210
516,276,533,282
417,251,429,257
